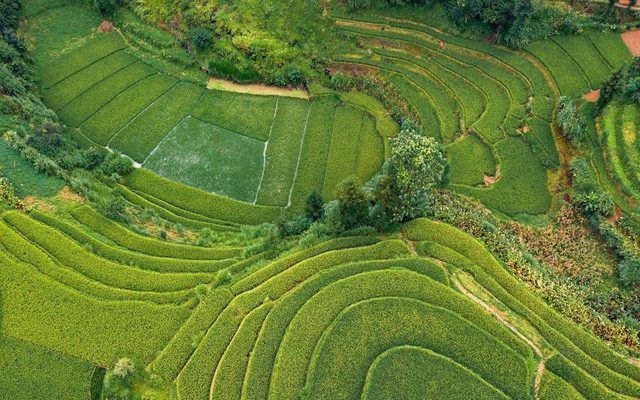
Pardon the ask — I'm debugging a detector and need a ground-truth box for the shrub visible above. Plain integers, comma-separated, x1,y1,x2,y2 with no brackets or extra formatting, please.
556,97,586,145
335,177,370,231
619,258,640,286
94,0,118,17
101,152,133,177
102,193,131,223
305,189,324,222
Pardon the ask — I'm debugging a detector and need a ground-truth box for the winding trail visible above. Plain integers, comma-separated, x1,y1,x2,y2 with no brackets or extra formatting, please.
451,274,546,400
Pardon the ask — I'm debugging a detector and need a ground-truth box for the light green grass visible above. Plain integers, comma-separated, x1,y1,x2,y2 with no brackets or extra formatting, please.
445,135,496,186
143,117,265,203
362,346,509,400
0,140,64,197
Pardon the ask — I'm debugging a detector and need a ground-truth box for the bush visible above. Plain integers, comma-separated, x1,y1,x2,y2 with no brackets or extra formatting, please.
189,28,212,51
305,189,324,222
619,258,640,286
94,0,118,17
102,193,131,223
101,152,133,177
556,97,586,145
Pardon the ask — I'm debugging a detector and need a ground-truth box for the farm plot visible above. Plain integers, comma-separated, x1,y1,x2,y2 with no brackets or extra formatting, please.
30,7,387,213
144,117,265,203
333,13,557,217
0,336,95,400
601,102,640,201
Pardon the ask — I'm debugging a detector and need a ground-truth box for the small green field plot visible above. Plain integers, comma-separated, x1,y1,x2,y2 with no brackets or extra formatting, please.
191,90,278,141
453,137,551,216
0,139,64,197
80,73,177,146
587,31,633,70
445,135,497,187
256,98,311,206
0,336,95,400
57,61,157,127
362,346,509,400
602,102,640,201
144,117,265,202
110,82,204,162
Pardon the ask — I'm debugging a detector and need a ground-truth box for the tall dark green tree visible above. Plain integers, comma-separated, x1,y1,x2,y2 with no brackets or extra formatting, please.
305,189,324,222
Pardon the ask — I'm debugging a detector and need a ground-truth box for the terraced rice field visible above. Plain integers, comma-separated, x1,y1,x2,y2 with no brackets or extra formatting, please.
601,102,640,202
28,4,386,209
4,202,639,399
331,13,632,217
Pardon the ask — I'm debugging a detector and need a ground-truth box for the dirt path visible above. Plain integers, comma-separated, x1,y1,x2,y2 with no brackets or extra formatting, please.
451,275,546,400
206,78,309,99
622,29,640,56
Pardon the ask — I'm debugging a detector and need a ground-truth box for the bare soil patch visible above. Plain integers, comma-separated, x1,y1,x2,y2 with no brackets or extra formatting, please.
58,186,84,203
583,89,600,103
99,21,114,33
207,78,308,99
622,29,640,56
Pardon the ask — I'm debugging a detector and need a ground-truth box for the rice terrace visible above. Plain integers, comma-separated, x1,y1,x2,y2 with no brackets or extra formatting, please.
3,0,640,399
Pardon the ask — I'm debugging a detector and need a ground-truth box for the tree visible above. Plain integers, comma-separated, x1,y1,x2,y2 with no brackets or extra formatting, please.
94,0,118,17
335,176,370,230
619,258,640,286
596,66,626,111
190,28,212,51
305,189,324,222
556,96,586,145
378,121,446,222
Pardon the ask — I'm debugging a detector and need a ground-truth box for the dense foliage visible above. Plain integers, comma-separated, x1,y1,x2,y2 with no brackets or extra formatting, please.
129,0,335,85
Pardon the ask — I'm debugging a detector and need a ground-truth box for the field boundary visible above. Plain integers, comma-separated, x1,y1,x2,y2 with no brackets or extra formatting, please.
254,98,280,204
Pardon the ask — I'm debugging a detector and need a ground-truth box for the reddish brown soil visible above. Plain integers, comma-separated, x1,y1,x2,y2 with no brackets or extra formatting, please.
484,174,497,186
622,29,640,56
99,21,114,33
608,205,623,223
583,89,600,103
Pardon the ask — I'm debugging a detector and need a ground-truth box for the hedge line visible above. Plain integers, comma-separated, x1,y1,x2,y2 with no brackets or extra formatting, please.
305,297,532,400
362,346,510,400
124,169,282,225
42,50,137,111
111,82,204,162
57,62,157,128
81,74,177,146
406,219,640,395
0,249,190,366
71,205,242,260
0,221,192,305
270,269,533,400
209,303,272,400
256,98,310,206
3,212,211,293
243,258,451,400
151,289,233,380
29,210,233,274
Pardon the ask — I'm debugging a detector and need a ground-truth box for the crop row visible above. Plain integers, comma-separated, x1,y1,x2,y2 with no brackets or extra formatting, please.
123,169,282,225
70,205,241,259
0,247,190,367
30,210,235,274
362,345,509,400
3,212,213,293
602,104,640,201
0,221,192,305
406,218,640,397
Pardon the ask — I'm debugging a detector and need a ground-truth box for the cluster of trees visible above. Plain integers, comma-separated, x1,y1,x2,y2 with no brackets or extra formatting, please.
556,97,587,145
103,357,175,399
278,121,447,241
129,0,334,86
596,57,640,111
346,0,580,48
